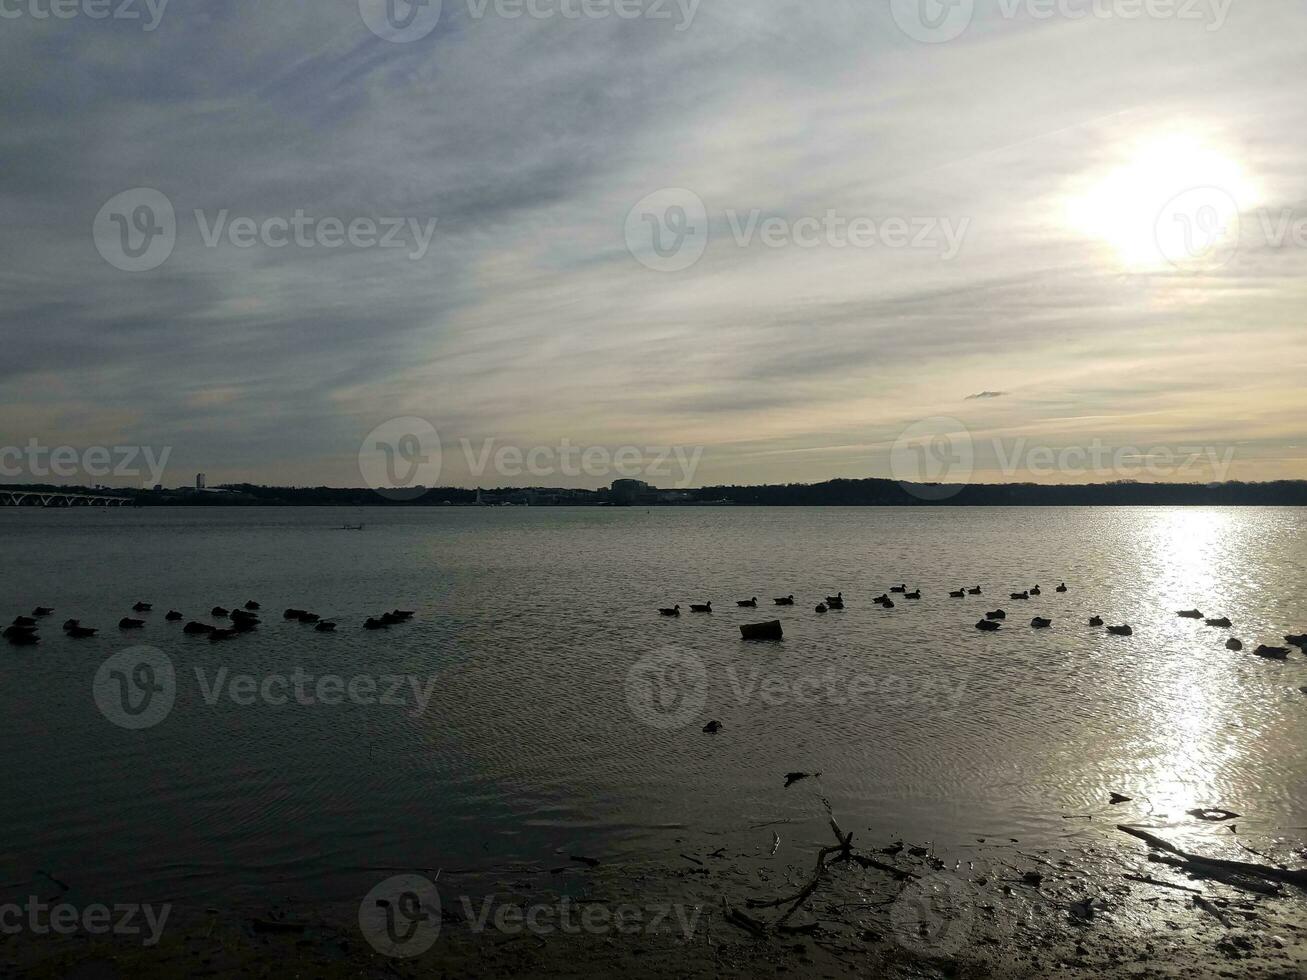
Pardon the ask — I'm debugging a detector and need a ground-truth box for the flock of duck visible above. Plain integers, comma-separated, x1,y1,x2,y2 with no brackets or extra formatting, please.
657,583,1307,660
3,600,418,646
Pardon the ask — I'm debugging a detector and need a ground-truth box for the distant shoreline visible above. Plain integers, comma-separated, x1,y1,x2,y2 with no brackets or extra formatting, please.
4,477,1307,508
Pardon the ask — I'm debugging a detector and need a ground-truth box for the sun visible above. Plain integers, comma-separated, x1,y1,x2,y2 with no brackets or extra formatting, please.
1065,133,1260,271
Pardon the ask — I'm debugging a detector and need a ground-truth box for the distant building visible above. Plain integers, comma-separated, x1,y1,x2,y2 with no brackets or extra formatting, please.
196,473,206,490
610,479,653,505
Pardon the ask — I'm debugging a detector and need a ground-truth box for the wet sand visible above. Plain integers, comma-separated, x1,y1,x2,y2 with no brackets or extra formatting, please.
7,817,1305,978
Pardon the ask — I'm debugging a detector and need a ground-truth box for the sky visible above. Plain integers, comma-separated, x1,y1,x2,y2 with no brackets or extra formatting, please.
1,0,1305,490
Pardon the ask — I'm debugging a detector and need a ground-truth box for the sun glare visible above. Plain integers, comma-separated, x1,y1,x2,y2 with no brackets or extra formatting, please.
1065,134,1260,271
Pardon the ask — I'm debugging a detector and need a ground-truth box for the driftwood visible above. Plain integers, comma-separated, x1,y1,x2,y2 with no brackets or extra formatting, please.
1117,825,1307,890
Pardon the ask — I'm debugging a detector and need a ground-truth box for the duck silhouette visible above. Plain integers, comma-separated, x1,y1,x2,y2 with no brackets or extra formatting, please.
211,607,230,619
244,600,261,611
891,585,907,594
825,593,843,604
1107,624,1134,636
815,604,828,614
32,607,53,617
315,621,338,633
737,598,758,608
1056,583,1068,593
1010,592,1029,601
968,587,982,595
905,590,921,600
976,619,1001,631
1254,645,1289,660
1031,617,1053,629
132,602,152,613
985,610,1006,621
6,630,38,646
950,590,965,598
877,598,895,608
1284,634,1307,649
1089,616,1104,627
66,626,97,639
658,605,681,617
774,596,796,606
62,619,80,631
1205,617,1232,629
690,602,713,613
165,611,184,621
1177,610,1204,619
118,617,145,630
1030,586,1042,596
184,621,215,635
1226,638,1244,651
12,616,36,628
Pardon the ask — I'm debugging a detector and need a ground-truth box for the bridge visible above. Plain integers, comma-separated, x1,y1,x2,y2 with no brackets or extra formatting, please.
0,490,132,507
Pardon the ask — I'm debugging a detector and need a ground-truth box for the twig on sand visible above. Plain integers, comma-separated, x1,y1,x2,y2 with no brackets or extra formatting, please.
1117,825,1307,890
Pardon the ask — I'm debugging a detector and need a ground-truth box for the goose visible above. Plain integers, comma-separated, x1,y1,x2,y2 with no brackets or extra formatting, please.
968,587,982,595
890,585,907,594
774,596,796,606
1226,638,1244,651
815,604,828,614
690,602,713,614
211,607,230,619
62,619,80,631
32,607,53,617
165,610,184,621
132,602,152,613
976,619,1001,631
118,617,145,630
183,621,215,635
1056,583,1068,593
1088,616,1104,627
6,630,38,646
1204,617,1232,629
1030,586,1042,596
1010,592,1029,601
658,605,681,617
737,598,758,608
12,616,36,628
244,600,261,611
1254,645,1289,660
1284,634,1307,649
905,590,921,600
66,626,97,639
1107,625,1134,636
315,621,338,633
985,609,1006,621
1031,617,1053,629
950,590,965,598
1177,610,1204,619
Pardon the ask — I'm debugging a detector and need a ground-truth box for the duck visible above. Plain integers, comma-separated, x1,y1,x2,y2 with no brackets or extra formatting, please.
874,594,891,604
737,598,758,608
208,628,238,644
211,607,230,618
878,599,895,608
132,602,152,613
815,604,828,614
1107,624,1134,637
3,625,38,640
985,609,1006,621
968,586,982,595
244,600,261,611
5,630,38,646
690,602,713,613
183,621,215,635
1010,592,1029,601
703,720,723,734
774,596,796,606
1177,610,1204,619
294,611,321,624
12,616,36,628
1088,616,1104,627
315,621,337,633
1254,645,1290,660
1204,617,1232,629
284,608,307,620
976,619,1001,631
1055,583,1068,593
118,617,145,630
1031,617,1053,629
1284,634,1307,649
379,612,405,626
658,605,681,617
905,590,922,600
1030,586,1042,596
230,617,258,634
890,585,908,594
165,610,184,621
1226,638,1244,651
950,590,965,598
364,617,389,630
62,619,80,631
390,610,416,620
825,593,844,604
32,607,53,617
66,626,98,639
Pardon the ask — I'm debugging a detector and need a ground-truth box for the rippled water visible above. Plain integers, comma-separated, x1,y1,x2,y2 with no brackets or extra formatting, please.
1,506,1305,910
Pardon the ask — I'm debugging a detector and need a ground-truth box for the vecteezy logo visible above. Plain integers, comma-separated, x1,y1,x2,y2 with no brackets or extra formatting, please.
93,188,176,272
1154,186,1242,271
889,417,974,500
624,188,710,273
359,0,443,42
93,646,176,730
359,874,441,958
624,647,708,730
889,0,975,43
889,872,974,958
358,417,443,501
